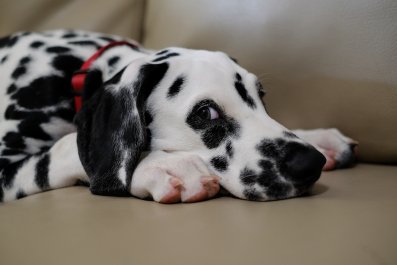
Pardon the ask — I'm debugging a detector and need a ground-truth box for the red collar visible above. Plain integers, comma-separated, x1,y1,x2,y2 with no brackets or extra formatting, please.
71,41,138,112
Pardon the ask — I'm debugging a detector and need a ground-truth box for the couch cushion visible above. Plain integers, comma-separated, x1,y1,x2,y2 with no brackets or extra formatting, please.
143,0,397,163
0,164,396,265
0,0,145,40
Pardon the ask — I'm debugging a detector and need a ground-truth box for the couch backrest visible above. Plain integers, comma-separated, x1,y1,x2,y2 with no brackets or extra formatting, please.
143,0,397,163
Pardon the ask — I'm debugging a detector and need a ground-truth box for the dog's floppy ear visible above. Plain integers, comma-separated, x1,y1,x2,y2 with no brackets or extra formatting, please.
74,62,169,196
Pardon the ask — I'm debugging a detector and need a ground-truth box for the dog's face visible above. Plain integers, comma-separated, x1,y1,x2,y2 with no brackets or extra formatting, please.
76,48,325,200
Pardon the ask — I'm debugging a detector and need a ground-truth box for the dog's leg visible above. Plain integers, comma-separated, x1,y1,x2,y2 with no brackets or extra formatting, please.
130,151,220,203
291,128,358,170
0,133,87,202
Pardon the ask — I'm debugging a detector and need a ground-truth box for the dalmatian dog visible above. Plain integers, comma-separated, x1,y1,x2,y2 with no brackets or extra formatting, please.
0,30,357,203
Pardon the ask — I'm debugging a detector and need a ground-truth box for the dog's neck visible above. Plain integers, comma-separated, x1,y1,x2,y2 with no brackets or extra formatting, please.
90,44,150,82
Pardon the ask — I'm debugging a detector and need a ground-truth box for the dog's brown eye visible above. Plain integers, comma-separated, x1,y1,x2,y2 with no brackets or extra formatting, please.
197,106,219,120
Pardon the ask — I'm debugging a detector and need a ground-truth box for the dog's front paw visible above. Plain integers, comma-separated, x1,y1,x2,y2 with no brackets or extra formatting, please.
130,151,220,203
293,128,358,171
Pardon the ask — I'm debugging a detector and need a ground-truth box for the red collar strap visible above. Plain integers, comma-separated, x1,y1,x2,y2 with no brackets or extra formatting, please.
71,41,138,112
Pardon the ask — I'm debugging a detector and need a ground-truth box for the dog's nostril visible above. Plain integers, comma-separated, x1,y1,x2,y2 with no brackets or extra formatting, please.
284,145,326,184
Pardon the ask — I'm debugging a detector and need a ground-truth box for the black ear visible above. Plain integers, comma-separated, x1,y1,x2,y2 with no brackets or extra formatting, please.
74,63,169,196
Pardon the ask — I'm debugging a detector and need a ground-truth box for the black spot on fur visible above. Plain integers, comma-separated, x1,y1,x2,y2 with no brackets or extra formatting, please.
5,104,73,123
16,190,27,199
0,35,18,48
145,111,153,125
211,156,228,172
2,149,24,156
12,66,27,79
283,131,298,139
35,154,50,190
68,40,101,49
152,53,180,62
46,46,71,53
7,84,17,94
30,41,44,48
167,76,185,98
1,159,25,188
62,33,77,38
256,139,280,158
11,75,73,109
1,55,8,63
20,56,31,65
256,80,266,98
240,167,256,186
136,63,170,110
52,55,84,78
156,49,169,56
3,132,25,149
99,36,116,42
0,178,3,202
234,73,256,109
18,114,52,140
108,56,120,67
243,188,261,200
226,141,233,158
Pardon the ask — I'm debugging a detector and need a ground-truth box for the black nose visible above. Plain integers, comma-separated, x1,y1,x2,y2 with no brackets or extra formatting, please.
283,143,326,185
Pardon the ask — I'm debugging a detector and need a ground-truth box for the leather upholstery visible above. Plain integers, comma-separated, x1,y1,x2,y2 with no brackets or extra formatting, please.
0,0,145,40
1,164,396,265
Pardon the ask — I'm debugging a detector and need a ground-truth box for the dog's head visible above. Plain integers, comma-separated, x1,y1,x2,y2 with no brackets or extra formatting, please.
75,48,325,200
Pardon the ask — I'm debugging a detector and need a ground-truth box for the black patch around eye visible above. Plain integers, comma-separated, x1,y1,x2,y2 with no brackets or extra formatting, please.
186,100,240,149
35,154,50,190
46,46,71,53
210,156,228,172
234,73,256,109
108,56,120,67
152,52,180,62
16,189,27,199
12,66,27,79
167,76,185,98
30,41,44,48
68,40,101,49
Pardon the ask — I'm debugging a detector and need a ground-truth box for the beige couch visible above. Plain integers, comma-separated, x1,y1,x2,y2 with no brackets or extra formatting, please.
1,1,396,264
